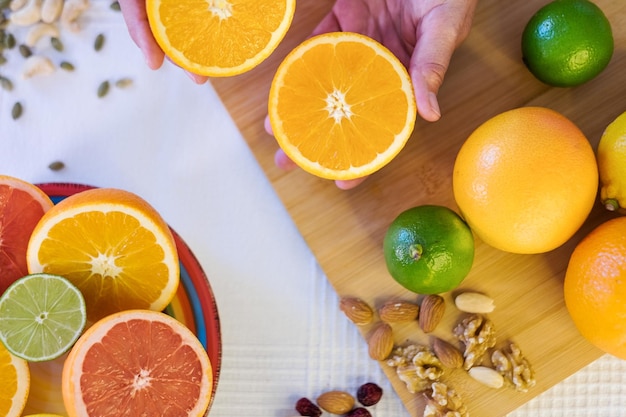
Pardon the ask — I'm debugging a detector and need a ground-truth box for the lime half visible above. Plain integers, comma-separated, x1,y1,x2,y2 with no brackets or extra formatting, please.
0,273,86,362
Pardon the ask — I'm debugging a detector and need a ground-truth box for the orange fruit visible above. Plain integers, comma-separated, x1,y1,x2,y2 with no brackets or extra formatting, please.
564,217,626,359
268,32,417,181
62,309,212,417
0,340,30,417
146,0,296,77
521,0,613,87
452,106,598,254
26,188,179,324
383,205,474,294
0,175,54,295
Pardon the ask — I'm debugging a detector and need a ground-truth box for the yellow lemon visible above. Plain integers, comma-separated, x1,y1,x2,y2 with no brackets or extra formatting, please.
598,111,626,214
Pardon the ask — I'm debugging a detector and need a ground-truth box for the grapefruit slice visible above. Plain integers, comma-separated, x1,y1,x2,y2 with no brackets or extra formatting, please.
62,309,212,417
0,175,54,295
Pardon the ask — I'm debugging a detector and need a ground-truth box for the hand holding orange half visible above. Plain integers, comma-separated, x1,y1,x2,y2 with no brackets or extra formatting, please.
266,0,478,189
120,0,295,78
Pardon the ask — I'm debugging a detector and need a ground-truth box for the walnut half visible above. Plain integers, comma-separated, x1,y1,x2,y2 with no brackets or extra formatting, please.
492,342,536,392
386,344,444,394
422,382,469,417
453,313,497,370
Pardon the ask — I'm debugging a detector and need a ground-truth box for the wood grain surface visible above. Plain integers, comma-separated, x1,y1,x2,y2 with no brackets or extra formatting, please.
211,0,626,415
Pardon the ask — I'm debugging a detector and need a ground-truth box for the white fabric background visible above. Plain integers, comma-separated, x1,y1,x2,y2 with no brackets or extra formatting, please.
0,3,625,416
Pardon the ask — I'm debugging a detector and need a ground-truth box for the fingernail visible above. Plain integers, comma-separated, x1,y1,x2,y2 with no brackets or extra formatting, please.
428,92,441,120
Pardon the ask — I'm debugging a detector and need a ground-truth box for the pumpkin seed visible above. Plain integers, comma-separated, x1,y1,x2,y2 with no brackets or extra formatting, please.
0,74,13,91
115,77,133,88
60,61,75,71
0,54,6,66
11,101,22,120
19,44,32,58
110,1,121,11
94,33,105,51
51,36,63,52
48,161,65,171
97,80,110,98
5,32,14,49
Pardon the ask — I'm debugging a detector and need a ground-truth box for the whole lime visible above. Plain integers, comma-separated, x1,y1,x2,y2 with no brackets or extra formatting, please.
383,205,474,294
521,0,613,87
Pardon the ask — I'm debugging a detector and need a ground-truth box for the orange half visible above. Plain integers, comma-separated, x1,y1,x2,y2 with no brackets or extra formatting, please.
26,188,180,324
268,32,417,181
146,0,296,76
0,341,30,417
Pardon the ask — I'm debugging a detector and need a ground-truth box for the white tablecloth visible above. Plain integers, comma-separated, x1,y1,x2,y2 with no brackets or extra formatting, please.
1,3,625,416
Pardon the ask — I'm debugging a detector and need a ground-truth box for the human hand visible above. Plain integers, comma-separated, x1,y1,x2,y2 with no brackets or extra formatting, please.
117,0,209,84
267,0,478,189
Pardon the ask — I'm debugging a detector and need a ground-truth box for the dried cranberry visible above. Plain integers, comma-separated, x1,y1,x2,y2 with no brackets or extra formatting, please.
346,407,373,417
295,397,322,417
356,382,383,406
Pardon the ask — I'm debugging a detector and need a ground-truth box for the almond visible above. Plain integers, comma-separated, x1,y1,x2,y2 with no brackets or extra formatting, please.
378,300,419,323
432,337,464,369
367,322,394,361
419,294,445,333
454,292,495,314
339,297,374,325
468,366,504,389
316,390,355,415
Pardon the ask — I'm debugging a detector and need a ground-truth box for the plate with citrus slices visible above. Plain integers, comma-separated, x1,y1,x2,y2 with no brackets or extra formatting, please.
9,182,221,417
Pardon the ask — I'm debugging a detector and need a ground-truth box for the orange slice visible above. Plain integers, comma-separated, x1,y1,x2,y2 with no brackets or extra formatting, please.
62,309,212,417
26,188,179,324
146,0,296,77
0,175,54,295
268,32,417,181
0,340,30,417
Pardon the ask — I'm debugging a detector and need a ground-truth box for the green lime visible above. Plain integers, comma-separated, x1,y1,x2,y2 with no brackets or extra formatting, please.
0,273,86,362
521,0,613,87
383,205,474,294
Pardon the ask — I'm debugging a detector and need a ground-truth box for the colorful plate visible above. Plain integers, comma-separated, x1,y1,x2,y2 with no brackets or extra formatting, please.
22,182,222,416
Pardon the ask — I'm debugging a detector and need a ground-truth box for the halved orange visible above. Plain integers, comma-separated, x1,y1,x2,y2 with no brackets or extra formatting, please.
62,309,212,417
26,188,179,324
0,340,30,417
0,175,54,295
146,0,296,77
268,32,417,181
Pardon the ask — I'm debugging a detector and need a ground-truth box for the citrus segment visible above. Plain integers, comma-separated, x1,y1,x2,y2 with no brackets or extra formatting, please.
268,32,417,180
146,0,296,77
0,340,30,417
452,106,598,254
62,309,212,417
0,273,86,362
26,188,180,324
0,175,54,295
597,111,626,213
521,0,614,87
564,217,626,359
383,205,474,294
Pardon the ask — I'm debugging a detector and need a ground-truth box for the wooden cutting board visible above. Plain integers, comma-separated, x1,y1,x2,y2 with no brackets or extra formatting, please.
211,0,626,415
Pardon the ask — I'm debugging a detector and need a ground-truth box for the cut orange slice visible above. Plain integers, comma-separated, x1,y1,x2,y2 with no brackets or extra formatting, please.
268,32,417,181
0,175,54,295
62,309,212,417
0,340,30,417
26,188,179,324
146,0,296,77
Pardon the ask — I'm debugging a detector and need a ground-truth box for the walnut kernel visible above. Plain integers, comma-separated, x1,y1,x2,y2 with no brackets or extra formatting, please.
453,313,496,370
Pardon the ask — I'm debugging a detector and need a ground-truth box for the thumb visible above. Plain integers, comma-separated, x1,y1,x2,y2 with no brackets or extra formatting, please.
409,27,455,122
409,4,476,122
